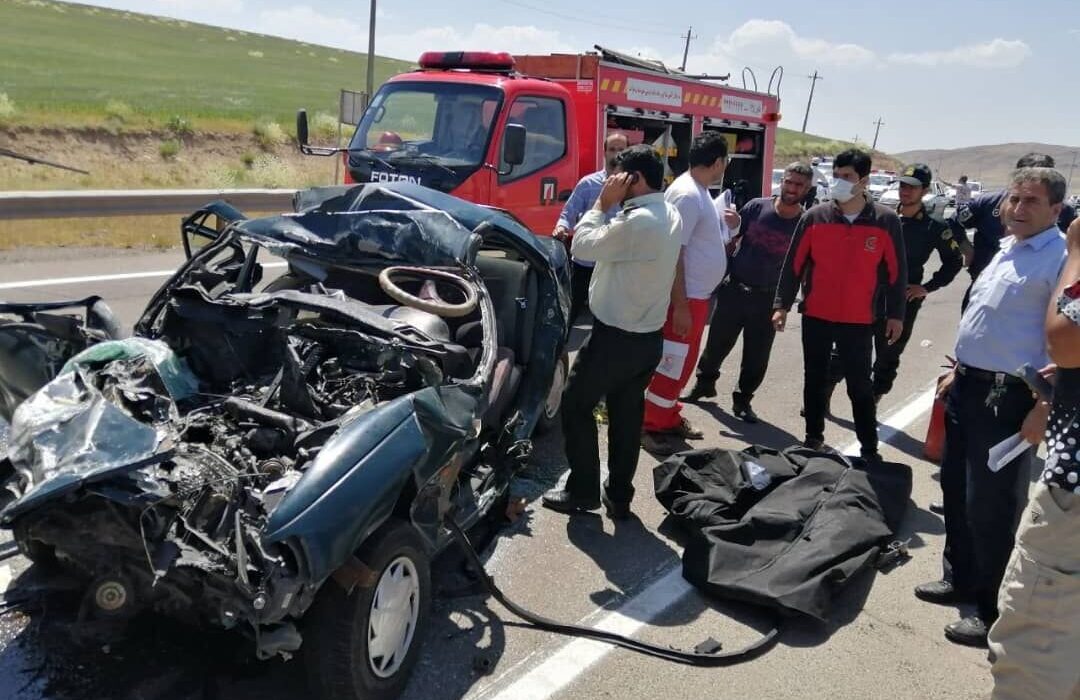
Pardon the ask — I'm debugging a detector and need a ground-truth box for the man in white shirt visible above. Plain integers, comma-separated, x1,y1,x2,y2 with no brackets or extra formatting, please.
542,146,683,519
641,131,736,455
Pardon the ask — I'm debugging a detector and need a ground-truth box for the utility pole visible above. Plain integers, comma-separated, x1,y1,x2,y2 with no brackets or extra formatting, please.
1068,150,1078,193
679,26,697,72
365,0,377,101
871,117,885,150
802,70,822,133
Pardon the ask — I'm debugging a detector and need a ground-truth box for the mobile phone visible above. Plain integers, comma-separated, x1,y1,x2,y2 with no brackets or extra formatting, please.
1017,363,1054,402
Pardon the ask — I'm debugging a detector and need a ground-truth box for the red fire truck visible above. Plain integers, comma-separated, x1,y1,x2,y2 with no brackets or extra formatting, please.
299,46,782,234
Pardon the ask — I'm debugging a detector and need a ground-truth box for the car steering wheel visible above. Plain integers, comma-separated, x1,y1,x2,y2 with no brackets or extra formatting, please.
378,266,478,318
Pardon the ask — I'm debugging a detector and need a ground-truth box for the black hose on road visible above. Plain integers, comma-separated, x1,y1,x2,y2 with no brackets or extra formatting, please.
443,517,781,667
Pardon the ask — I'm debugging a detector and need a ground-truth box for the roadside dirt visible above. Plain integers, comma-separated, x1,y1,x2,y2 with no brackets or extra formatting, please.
0,126,339,250
1,125,337,191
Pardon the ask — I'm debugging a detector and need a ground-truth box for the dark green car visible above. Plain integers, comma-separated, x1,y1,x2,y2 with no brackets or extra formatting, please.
0,182,570,700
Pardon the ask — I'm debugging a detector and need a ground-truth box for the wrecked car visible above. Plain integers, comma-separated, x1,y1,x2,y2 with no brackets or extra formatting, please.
0,182,570,700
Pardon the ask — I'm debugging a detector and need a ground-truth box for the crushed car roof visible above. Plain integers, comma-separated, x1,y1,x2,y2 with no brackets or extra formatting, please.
234,182,545,268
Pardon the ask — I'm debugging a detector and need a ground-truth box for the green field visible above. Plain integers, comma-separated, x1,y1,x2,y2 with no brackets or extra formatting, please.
0,0,413,130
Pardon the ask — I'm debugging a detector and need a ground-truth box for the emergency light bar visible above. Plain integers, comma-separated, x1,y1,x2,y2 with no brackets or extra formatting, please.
418,51,515,72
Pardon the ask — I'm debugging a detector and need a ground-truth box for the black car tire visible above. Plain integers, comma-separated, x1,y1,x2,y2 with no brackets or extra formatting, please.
303,519,432,700
535,351,569,435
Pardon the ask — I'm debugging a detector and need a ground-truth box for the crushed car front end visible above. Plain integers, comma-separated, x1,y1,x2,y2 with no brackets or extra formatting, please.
0,183,567,668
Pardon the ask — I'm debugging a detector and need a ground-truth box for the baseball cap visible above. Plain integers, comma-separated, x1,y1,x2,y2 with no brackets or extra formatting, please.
897,163,932,187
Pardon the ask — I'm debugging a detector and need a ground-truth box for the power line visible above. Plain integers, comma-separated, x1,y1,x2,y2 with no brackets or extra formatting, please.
494,0,684,38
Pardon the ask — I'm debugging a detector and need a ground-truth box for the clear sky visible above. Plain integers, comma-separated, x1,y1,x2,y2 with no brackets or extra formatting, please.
84,0,1080,153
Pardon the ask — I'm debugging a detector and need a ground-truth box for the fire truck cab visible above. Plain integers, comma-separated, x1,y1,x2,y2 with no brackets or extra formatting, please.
330,47,781,234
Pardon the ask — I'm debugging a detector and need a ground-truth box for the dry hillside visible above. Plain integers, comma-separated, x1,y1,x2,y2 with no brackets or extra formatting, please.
895,142,1080,191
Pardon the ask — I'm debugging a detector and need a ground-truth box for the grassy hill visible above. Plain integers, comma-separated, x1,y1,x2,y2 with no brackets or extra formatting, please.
895,142,1080,191
0,0,414,131
776,127,903,171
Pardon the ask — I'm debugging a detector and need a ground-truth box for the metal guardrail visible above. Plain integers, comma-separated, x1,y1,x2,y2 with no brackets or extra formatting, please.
0,189,298,220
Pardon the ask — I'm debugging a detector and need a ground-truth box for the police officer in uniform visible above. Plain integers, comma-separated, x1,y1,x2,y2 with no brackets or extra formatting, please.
871,163,964,400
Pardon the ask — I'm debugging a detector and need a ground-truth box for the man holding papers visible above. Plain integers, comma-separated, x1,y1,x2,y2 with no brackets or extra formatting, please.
914,168,1068,649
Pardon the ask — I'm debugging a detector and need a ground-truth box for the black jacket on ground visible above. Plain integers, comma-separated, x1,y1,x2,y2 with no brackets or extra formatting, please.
654,445,912,621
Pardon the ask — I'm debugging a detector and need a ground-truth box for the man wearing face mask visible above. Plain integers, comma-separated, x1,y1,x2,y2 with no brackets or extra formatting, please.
554,132,631,325
542,146,682,519
641,131,736,455
773,149,907,463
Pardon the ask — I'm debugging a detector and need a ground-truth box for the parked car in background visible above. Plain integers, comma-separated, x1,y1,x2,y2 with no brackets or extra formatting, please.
878,179,949,220
771,167,831,204
867,172,893,201
812,168,832,202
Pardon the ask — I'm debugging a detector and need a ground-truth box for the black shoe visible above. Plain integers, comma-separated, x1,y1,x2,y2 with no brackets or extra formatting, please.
803,437,825,451
914,579,966,605
929,501,945,515
944,615,989,648
641,431,680,456
683,381,717,402
541,489,599,515
733,403,760,424
861,450,882,465
601,493,633,521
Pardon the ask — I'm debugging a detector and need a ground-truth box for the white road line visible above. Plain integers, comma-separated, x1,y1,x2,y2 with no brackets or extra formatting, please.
0,262,288,291
477,381,939,700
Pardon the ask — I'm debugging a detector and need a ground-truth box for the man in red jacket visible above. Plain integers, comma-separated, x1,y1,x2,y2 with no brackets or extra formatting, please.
772,149,907,462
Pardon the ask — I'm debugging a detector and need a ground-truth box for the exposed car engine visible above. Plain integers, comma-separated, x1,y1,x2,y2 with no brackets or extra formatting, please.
6,281,464,658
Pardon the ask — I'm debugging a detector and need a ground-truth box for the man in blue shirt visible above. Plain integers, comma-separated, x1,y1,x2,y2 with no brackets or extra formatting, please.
950,152,1076,310
916,167,1069,649
988,217,1080,700
553,132,630,325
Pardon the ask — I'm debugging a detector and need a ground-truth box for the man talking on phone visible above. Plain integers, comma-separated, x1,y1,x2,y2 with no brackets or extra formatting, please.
543,146,682,519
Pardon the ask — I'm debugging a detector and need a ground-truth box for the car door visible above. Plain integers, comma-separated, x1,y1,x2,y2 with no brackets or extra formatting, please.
489,94,575,234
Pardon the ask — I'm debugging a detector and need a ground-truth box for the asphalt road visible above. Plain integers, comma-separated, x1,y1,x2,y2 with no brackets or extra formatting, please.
0,247,1000,700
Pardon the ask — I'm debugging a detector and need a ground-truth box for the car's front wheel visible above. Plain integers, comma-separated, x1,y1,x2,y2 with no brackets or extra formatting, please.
304,520,432,700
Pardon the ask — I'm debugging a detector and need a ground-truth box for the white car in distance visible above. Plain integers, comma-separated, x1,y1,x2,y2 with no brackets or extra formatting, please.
878,179,950,220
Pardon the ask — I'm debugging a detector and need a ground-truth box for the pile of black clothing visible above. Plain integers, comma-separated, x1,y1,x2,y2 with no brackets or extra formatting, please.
655,445,912,621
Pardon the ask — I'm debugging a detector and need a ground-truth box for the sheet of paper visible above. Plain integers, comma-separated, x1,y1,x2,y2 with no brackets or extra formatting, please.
987,432,1032,473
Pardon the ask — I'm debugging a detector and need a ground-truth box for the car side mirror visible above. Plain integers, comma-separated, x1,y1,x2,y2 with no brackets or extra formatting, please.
502,123,526,168
296,109,310,150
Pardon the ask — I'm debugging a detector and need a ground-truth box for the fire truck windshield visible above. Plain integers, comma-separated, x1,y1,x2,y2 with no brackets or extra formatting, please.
350,82,503,169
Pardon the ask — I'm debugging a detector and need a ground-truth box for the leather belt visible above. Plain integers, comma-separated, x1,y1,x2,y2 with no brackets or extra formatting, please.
956,364,1025,386
727,278,775,295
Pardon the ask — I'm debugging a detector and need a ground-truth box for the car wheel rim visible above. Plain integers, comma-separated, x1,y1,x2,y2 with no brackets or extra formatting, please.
367,555,420,679
544,359,567,419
